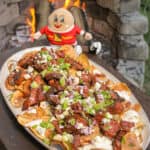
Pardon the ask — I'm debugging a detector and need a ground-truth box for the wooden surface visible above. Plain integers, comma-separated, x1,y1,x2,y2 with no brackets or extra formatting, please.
0,41,150,150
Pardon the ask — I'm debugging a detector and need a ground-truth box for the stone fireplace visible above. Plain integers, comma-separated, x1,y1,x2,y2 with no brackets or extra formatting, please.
0,0,149,88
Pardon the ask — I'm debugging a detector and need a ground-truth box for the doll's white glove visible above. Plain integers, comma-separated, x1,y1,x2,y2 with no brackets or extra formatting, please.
75,45,82,55
32,31,42,40
90,42,102,55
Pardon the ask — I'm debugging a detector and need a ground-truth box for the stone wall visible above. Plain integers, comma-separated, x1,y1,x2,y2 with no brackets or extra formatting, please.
0,0,32,50
0,0,21,50
87,0,149,88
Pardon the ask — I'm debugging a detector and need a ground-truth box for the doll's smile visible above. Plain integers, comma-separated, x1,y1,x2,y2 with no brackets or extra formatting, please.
54,23,62,28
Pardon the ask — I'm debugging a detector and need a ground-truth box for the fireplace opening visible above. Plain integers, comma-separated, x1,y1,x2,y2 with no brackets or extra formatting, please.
0,0,149,88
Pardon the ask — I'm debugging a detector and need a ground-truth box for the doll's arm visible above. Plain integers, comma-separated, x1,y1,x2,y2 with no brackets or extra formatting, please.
84,32,93,40
80,30,93,41
32,26,47,40
80,30,102,55
32,31,42,40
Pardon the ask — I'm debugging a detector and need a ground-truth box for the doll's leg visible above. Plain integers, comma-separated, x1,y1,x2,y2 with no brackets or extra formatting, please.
73,42,82,55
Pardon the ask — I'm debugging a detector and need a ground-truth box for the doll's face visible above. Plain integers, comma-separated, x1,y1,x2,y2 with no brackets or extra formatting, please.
48,8,74,33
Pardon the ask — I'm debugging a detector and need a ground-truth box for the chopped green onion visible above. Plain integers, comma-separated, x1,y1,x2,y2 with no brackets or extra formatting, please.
31,81,39,88
59,120,65,125
41,69,48,77
62,100,68,110
60,76,66,87
105,99,114,106
101,90,111,99
88,119,92,125
82,100,87,107
62,132,73,143
40,121,55,130
121,136,126,144
47,55,52,61
58,58,65,64
32,125,38,129
43,85,50,92
86,107,95,115
60,92,67,99
40,50,49,55
94,99,114,111
105,112,113,119
79,79,83,84
40,121,48,128
69,118,76,126
60,63,70,70
43,138,50,145
47,66,53,71
94,103,104,111
73,91,82,102
47,123,55,130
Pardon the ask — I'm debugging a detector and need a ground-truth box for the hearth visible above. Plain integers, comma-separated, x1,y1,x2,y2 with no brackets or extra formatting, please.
0,0,149,88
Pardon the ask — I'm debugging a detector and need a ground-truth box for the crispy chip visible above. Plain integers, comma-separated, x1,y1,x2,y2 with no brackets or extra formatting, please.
58,45,78,59
111,82,131,93
76,54,90,69
121,132,142,150
17,107,49,126
80,125,100,146
68,68,77,77
30,127,45,140
5,75,16,90
11,90,25,108
16,80,31,97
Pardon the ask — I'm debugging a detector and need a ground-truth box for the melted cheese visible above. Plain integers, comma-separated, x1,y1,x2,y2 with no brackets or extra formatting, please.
122,110,140,124
79,136,113,150
93,69,101,75
117,91,130,101
40,101,50,109
27,108,37,114
24,74,31,79
36,126,46,137
27,66,34,73
94,82,101,91
25,119,42,127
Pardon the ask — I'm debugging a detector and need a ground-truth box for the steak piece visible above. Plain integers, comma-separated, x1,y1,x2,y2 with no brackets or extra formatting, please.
45,72,62,81
101,120,120,138
46,94,60,105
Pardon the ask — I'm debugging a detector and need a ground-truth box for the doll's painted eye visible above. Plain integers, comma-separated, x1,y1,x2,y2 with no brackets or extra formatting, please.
60,16,64,23
54,15,58,22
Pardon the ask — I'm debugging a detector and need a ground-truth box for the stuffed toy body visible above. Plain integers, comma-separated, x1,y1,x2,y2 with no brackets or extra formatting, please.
39,25,83,45
33,8,101,54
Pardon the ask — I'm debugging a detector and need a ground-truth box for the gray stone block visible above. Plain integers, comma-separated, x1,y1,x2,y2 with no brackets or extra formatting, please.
0,35,10,51
93,19,114,40
118,12,148,35
0,27,6,39
6,16,26,34
96,0,140,13
119,0,141,14
0,0,7,13
4,0,23,3
107,12,120,29
118,35,149,60
117,59,145,88
96,0,120,12
0,4,19,26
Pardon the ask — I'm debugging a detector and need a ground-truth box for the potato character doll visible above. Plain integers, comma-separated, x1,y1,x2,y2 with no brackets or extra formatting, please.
33,8,101,54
